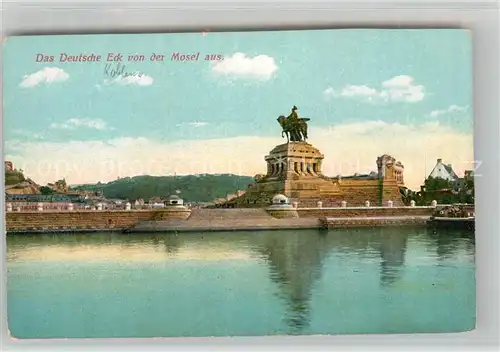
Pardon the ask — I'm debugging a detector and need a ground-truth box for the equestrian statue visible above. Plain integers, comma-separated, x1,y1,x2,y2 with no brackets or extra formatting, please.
277,105,310,143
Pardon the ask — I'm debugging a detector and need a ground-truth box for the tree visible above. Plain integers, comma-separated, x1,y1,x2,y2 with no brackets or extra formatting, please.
418,176,474,205
424,177,453,191
5,170,26,185
71,174,253,202
40,186,55,195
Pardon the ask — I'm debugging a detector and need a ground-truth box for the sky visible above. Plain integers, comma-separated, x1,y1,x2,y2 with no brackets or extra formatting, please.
3,29,474,190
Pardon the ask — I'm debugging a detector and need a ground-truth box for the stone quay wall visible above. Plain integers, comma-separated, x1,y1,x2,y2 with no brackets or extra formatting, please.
5,210,158,233
6,206,438,234
320,216,431,229
297,206,435,218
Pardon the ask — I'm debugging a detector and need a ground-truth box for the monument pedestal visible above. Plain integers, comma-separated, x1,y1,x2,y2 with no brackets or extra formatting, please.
233,142,405,208
240,142,342,205
228,106,405,207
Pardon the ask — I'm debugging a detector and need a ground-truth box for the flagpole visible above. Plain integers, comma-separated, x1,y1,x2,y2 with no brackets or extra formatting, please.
424,154,427,181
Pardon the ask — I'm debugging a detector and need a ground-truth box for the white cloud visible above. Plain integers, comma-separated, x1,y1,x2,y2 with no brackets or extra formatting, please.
188,122,209,127
49,118,113,131
212,53,278,80
429,105,469,118
324,75,425,103
104,74,154,86
19,67,69,88
340,85,379,98
176,122,210,128
6,120,473,190
11,129,44,140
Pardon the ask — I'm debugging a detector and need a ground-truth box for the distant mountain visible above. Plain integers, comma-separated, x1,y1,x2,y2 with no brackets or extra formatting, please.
71,174,254,202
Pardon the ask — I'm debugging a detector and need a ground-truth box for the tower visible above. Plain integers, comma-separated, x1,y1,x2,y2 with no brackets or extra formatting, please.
377,154,405,205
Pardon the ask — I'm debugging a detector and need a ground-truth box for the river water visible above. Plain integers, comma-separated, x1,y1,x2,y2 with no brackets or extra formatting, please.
6,227,475,338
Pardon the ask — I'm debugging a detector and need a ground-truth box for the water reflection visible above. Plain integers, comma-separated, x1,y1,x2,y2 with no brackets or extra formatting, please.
249,231,328,333
425,228,476,262
6,227,475,336
163,235,181,254
374,228,408,287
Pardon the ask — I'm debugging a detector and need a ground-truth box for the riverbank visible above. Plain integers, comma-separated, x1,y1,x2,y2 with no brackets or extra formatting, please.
320,215,431,229
128,211,322,233
427,217,475,231
5,206,439,234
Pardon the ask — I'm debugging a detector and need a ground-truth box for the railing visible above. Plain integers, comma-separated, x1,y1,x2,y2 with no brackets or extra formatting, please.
4,202,187,212
5,202,126,212
288,199,438,209
6,199,473,213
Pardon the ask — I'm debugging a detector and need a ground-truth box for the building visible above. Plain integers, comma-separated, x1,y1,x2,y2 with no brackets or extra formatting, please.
134,199,145,207
421,159,474,204
464,170,474,181
428,158,459,181
453,170,474,194
214,198,227,205
427,158,474,192
227,141,406,207
5,193,86,203
149,197,164,204
226,193,237,201
4,161,13,171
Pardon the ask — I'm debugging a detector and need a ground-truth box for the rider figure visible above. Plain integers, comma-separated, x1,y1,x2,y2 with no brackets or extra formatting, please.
287,105,299,122
285,105,301,142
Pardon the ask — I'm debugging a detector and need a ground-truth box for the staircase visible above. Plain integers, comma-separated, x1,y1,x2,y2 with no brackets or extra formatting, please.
131,208,322,232
188,208,272,221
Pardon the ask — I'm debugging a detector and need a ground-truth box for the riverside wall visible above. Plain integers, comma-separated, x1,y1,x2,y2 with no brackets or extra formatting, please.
5,210,157,233
5,206,437,234
297,206,434,218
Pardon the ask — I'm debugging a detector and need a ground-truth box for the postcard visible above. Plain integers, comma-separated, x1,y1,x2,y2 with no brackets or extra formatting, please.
3,29,475,339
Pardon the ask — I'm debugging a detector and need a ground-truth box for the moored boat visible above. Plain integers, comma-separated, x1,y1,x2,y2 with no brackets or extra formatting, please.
427,204,475,231
427,216,475,230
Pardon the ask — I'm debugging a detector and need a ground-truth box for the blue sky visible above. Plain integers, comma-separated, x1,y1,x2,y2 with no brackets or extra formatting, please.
3,29,473,189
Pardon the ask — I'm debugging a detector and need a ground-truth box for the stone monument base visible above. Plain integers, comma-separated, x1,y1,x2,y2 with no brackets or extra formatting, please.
266,204,299,219
154,207,192,220
229,141,405,208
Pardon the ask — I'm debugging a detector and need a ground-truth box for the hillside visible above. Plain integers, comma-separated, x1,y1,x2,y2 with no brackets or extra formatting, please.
71,174,254,202
5,180,41,195
5,169,42,194
5,170,27,186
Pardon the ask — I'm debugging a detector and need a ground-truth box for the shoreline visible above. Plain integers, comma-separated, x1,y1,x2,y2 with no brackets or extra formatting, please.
4,206,474,235
5,216,433,235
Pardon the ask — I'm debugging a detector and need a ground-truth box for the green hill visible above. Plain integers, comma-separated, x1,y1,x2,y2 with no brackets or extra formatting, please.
71,174,254,202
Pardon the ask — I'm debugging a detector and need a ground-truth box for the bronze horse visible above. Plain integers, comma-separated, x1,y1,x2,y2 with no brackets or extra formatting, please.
277,115,309,143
